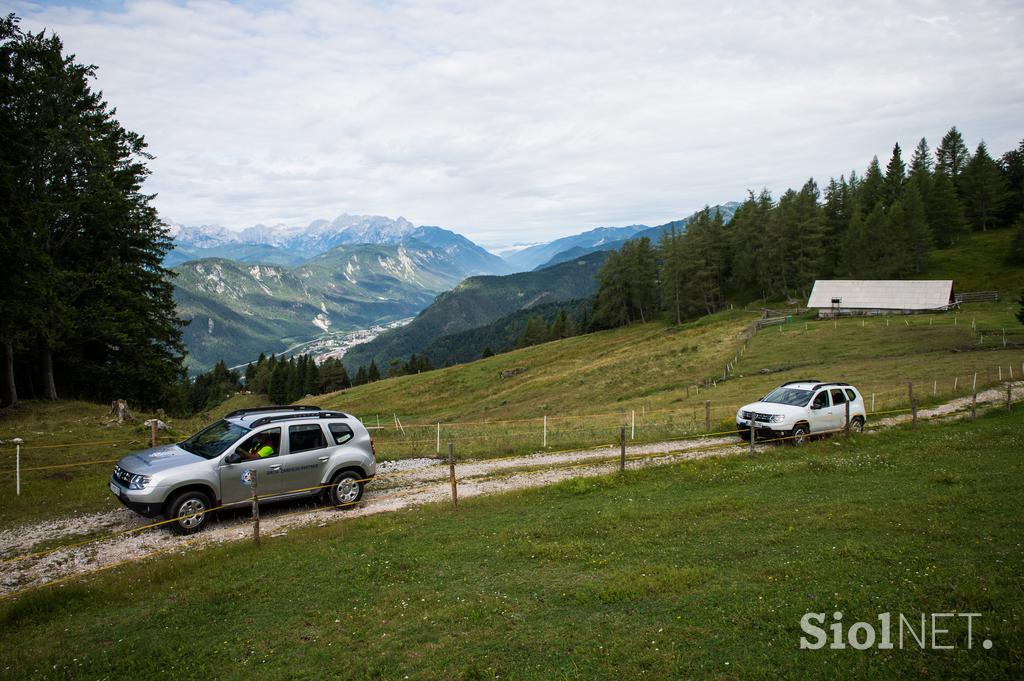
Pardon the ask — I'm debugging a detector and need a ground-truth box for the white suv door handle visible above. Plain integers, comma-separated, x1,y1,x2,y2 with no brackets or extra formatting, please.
268,465,281,471
318,456,330,462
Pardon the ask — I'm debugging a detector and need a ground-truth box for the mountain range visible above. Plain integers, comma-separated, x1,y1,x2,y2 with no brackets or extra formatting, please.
168,205,739,372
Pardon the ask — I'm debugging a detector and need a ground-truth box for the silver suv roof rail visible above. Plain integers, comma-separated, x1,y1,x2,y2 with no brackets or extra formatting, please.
781,380,821,387
225,405,323,419
250,411,349,427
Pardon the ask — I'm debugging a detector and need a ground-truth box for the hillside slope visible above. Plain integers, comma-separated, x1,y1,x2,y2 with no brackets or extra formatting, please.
175,239,493,371
341,251,609,371
312,229,1024,457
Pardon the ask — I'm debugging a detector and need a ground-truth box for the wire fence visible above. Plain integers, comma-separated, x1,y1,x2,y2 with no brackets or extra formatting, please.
1,379,1019,602
1,364,1022,479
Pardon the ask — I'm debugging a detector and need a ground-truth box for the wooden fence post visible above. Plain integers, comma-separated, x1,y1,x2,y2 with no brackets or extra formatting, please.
543,415,547,448
1009,383,1013,413
749,420,755,456
448,442,458,507
971,392,977,421
251,470,260,546
909,381,917,428
619,427,626,471
705,400,711,433
845,400,851,438
631,410,635,440
13,438,22,496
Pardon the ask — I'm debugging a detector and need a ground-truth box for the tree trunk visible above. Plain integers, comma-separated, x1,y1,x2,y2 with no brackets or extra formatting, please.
41,344,58,400
3,341,16,408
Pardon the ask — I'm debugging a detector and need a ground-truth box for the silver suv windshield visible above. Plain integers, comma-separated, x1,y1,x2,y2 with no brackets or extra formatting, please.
762,387,813,407
180,420,250,459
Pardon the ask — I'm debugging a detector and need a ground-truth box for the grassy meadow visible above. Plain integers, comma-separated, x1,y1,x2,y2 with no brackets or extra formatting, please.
1,230,1022,528
0,409,1021,679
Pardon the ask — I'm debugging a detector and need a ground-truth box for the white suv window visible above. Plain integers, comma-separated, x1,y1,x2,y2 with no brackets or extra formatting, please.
830,388,848,406
811,391,830,409
845,388,857,401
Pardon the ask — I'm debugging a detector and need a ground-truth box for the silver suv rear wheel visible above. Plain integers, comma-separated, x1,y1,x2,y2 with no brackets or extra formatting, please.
328,471,364,507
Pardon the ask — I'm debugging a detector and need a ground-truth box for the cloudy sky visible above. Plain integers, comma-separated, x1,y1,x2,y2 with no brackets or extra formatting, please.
12,0,1024,248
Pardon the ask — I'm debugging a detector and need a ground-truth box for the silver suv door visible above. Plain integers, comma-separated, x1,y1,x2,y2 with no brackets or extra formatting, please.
279,423,332,496
219,427,284,506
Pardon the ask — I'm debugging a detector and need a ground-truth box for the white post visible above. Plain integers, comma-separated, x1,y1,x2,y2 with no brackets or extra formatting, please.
13,438,23,496
871,393,875,412
933,380,937,396
631,410,635,440
543,415,547,448
999,366,1002,381
1011,365,1014,380
973,372,977,391
954,376,958,392
436,423,440,455
1002,328,1006,348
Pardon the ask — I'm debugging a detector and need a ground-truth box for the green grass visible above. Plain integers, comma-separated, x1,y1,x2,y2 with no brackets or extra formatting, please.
923,229,1022,294
1,410,1021,679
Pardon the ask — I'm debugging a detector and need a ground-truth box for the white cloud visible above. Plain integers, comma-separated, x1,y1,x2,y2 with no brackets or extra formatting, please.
13,0,1024,246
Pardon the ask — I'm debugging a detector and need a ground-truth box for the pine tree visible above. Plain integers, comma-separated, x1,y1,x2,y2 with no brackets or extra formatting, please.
884,143,906,207
935,126,971,180
1008,215,1024,265
1,16,185,406
659,225,687,324
268,364,288,404
959,141,1009,231
894,182,932,275
926,170,967,247
858,157,886,213
481,346,494,359
1000,139,1024,223
910,138,933,178
905,178,937,274
592,249,632,328
367,359,381,382
517,316,548,348
821,179,851,277
354,366,368,386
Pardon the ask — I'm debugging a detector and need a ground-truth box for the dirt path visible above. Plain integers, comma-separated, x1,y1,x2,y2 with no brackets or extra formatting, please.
2,382,1020,597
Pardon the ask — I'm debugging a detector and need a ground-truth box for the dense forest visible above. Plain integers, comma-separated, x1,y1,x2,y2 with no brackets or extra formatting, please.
592,129,1024,328
1,15,185,409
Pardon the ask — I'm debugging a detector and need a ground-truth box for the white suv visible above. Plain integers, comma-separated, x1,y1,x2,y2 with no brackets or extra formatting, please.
736,381,867,444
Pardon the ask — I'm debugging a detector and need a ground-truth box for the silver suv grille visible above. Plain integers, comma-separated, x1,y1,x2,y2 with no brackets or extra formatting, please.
113,464,133,486
741,411,773,422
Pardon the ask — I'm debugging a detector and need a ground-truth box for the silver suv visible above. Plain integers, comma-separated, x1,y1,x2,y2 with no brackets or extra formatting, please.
109,406,376,534
736,381,867,444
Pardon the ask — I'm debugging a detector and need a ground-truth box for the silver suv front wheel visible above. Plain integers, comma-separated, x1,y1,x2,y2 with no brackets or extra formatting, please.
166,490,212,535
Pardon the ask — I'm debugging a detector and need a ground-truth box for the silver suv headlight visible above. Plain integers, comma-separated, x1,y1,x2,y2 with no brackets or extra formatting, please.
769,414,785,423
129,474,152,490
